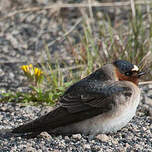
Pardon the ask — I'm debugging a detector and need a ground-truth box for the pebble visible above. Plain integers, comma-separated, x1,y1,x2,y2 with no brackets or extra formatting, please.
72,134,82,140
96,134,110,142
26,146,36,152
148,107,152,117
83,144,91,149
40,132,52,140
144,96,152,107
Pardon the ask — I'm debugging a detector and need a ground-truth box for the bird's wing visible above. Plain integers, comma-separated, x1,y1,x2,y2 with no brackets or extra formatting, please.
60,80,132,113
12,80,133,135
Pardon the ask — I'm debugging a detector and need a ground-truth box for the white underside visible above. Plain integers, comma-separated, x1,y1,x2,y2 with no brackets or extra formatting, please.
74,89,140,135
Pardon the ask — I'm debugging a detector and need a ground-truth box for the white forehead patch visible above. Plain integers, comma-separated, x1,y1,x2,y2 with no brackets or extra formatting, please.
132,65,139,71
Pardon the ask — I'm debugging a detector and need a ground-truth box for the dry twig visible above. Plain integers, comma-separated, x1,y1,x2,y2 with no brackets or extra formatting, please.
0,0,151,21
130,0,136,18
138,51,152,71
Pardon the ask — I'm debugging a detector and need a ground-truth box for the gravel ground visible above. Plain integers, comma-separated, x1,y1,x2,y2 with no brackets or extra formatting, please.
0,86,152,152
0,0,152,151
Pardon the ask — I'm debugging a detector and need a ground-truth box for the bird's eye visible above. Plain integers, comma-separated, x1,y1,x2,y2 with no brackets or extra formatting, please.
125,71,133,76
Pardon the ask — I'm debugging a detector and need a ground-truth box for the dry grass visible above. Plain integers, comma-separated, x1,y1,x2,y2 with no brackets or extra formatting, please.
0,0,151,21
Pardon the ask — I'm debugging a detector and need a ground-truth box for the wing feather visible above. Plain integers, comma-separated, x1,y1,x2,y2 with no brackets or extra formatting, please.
60,80,132,113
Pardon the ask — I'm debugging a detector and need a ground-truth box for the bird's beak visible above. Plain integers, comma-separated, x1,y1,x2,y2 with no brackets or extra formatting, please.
137,71,145,77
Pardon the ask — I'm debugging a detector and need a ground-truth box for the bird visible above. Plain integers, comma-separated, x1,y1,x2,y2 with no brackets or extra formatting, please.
10,60,145,138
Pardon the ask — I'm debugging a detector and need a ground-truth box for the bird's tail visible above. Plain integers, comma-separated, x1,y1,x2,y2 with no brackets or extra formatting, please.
0,129,13,138
11,107,69,135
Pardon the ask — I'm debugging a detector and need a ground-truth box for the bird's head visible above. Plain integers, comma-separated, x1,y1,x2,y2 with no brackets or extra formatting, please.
113,60,145,85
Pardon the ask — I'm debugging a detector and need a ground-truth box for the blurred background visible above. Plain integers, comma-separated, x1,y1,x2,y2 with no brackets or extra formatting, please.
0,0,151,98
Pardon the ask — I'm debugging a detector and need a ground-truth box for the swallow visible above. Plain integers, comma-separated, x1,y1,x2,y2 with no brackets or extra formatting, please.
11,60,145,138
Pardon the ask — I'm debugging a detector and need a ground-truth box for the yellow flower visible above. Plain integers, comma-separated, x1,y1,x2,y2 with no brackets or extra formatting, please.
34,68,43,77
21,65,28,73
21,64,44,85
21,64,34,74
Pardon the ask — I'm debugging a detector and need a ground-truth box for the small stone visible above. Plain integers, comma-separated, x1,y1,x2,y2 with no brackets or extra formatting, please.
148,107,152,117
125,143,130,149
147,90,152,97
0,69,5,77
26,14,35,22
0,115,2,121
0,106,7,111
9,72,15,79
40,107,53,115
148,84,152,89
72,134,81,140
40,132,52,139
36,0,48,5
144,96,152,107
96,134,110,142
134,144,142,150
64,136,70,141
5,34,18,49
52,150,60,152
26,146,36,152
111,138,118,145
83,144,91,150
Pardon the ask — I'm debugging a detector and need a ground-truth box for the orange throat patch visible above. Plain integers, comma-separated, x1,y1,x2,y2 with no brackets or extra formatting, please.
115,68,139,85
